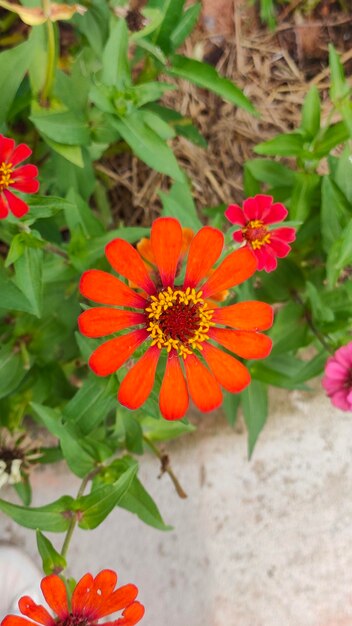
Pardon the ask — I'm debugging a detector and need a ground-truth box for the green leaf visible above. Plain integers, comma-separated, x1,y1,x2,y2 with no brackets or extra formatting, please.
155,0,186,53
168,55,256,115
64,190,104,238
78,465,138,529
301,86,321,138
14,246,43,318
170,3,201,49
321,176,350,252
241,381,268,458
0,269,32,313
255,132,305,157
141,416,195,441
134,38,166,64
326,220,352,287
63,376,118,435
222,391,240,427
0,40,33,126
30,109,89,146
159,181,202,229
111,111,185,181
102,19,130,89
141,110,175,140
23,195,68,223
0,344,28,400
245,159,296,188
312,121,349,158
43,135,84,167
36,530,66,575
288,172,320,222
329,44,350,103
120,476,171,530
334,146,352,204
0,495,75,532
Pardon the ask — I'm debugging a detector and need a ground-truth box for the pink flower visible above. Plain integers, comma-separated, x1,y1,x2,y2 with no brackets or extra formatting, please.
322,342,352,412
225,194,296,272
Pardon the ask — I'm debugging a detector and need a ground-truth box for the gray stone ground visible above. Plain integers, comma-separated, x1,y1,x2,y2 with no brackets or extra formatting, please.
1,386,352,626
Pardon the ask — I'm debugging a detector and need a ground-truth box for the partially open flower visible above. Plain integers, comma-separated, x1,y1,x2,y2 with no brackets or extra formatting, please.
322,342,352,411
1,569,145,626
0,1,86,25
79,217,273,420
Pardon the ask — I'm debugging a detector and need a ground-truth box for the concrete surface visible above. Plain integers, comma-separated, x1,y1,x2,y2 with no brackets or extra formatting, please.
1,386,352,626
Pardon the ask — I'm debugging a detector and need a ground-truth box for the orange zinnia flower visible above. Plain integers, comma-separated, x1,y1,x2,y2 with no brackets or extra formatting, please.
1,569,144,626
79,218,273,420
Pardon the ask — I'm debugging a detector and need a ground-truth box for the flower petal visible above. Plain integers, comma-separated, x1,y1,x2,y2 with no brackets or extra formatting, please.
115,601,145,625
225,204,246,225
0,192,9,218
269,238,291,258
71,573,94,616
212,301,273,330
243,194,273,221
264,202,288,224
12,164,38,180
96,584,139,618
184,353,222,412
11,179,39,193
325,361,347,381
232,230,244,243
2,617,36,626
184,226,224,289
334,344,352,368
3,190,29,217
41,575,69,620
201,247,257,299
202,342,250,392
18,598,55,626
80,270,147,309
209,328,272,359
105,239,156,295
78,308,145,338
0,134,15,162
9,143,32,166
254,246,277,272
271,227,296,243
330,389,351,411
93,570,118,597
89,330,148,376
150,217,183,288
118,345,160,410
159,352,189,420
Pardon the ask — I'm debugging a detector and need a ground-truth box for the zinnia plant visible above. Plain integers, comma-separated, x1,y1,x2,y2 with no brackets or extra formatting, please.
0,134,39,219
79,217,273,420
1,569,145,626
322,342,352,412
225,194,296,272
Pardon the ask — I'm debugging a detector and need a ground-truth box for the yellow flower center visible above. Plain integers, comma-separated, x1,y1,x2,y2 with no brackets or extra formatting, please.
0,162,14,192
242,219,271,250
145,286,214,358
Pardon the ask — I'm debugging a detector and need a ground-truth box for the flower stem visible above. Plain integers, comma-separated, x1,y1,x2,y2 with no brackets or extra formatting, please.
292,290,335,355
143,435,187,499
60,468,100,561
40,0,55,106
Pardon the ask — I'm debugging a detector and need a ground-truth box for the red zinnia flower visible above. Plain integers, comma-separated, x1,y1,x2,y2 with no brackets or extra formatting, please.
1,569,145,626
225,194,296,272
0,134,39,219
79,217,273,421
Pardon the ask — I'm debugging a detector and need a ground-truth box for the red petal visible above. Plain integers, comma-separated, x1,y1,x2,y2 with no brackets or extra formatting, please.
202,342,250,392
264,202,288,224
232,231,244,243
71,573,94,616
201,247,257,299
150,217,182,288
18,598,54,626
78,308,145,338
184,226,224,289
159,352,189,420
9,143,32,166
212,301,273,331
269,238,291,258
105,239,155,295
0,192,9,218
271,227,296,243
209,327,272,359
118,345,159,409
41,575,69,620
80,270,147,309
12,164,38,180
2,617,36,626
243,195,273,221
3,190,29,217
89,329,148,376
115,601,145,625
255,245,278,272
225,204,246,226
183,353,222,412
0,135,15,162
11,179,39,193
97,584,138,618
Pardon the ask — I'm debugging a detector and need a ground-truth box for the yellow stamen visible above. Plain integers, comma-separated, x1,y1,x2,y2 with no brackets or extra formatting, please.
242,219,271,250
0,162,14,192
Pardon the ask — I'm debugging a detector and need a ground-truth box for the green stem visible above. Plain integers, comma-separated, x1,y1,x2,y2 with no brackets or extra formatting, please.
60,468,100,561
292,290,335,355
143,435,187,499
40,0,55,106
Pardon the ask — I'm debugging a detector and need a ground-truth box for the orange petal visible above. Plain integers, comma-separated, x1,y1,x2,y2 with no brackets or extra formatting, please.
150,217,183,288
93,569,118,597
212,301,273,330
116,601,145,625
118,345,160,409
78,308,145,338
136,237,156,265
202,343,250,392
209,328,272,359
18,598,55,626
89,330,148,376
41,575,69,620
159,352,189,420
201,247,257,299
97,584,139,617
71,573,94,615
105,239,156,295
2,617,35,626
184,226,224,289
80,270,147,309
180,227,194,259
183,353,222,412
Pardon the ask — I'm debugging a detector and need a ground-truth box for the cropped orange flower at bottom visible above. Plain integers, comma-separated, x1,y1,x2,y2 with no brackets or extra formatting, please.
1,569,144,626
79,218,273,421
